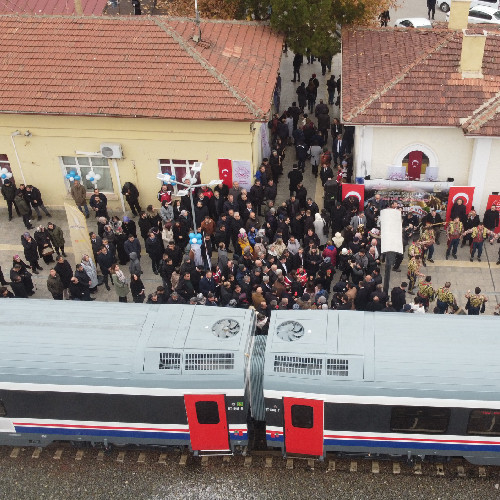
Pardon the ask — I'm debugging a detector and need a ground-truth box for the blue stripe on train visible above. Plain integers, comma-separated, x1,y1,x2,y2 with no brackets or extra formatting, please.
15,426,247,442
323,438,500,453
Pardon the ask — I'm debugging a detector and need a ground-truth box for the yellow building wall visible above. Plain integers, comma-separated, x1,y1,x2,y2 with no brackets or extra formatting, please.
370,126,473,186
0,115,256,211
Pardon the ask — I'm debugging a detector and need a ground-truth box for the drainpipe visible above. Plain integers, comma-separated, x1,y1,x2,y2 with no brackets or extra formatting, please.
10,131,27,185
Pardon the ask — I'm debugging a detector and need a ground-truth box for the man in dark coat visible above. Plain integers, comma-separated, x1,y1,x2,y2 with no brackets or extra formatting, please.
483,206,499,234
145,231,163,274
96,246,114,291
25,185,51,220
21,233,42,273
288,164,303,197
55,256,73,299
319,163,334,187
121,181,141,216
74,264,92,301
1,179,20,220
391,282,407,312
291,53,303,82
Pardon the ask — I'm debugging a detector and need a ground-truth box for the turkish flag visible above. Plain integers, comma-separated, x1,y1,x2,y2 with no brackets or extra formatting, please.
342,183,364,209
487,194,500,233
446,186,475,221
218,158,232,188
407,150,422,180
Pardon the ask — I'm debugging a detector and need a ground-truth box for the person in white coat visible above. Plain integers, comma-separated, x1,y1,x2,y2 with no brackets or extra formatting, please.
313,213,328,248
81,254,99,292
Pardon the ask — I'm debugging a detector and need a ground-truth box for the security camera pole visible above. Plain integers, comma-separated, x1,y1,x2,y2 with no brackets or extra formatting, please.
380,208,404,294
157,162,221,235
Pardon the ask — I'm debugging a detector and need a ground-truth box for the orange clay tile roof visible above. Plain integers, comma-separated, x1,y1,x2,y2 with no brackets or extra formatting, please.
0,15,283,121
0,0,107,15
341,27,500,136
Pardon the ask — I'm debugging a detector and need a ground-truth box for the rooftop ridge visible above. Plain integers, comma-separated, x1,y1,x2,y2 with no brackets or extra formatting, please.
462,91,500,134
344,30,456,123
152,16,266,120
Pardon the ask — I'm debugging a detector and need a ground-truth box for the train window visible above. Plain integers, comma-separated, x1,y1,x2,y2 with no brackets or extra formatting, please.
0,400,5,417
291,404,314,429
195,401,220,425
390,406,450,434
467,409,500,436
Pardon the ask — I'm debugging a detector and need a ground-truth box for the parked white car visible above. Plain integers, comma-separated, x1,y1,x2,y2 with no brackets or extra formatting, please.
446,4,500,24
394,17,433,28
440,0,500,12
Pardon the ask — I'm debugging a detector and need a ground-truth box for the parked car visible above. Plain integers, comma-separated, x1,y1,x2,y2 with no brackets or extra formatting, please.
394,17,433,28
440,0,500,12
446,4,500,24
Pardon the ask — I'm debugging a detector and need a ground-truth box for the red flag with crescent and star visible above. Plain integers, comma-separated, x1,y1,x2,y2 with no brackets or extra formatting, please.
487,194,500,233
342,183,365,209
218,158,232,188
407,150,423,180
446,186,475,221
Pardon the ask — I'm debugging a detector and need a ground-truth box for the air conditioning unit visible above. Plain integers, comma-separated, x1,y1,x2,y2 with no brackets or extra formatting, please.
100,143,123,159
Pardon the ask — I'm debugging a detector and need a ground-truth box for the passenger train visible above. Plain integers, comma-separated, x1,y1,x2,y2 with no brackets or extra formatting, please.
0,301,499,465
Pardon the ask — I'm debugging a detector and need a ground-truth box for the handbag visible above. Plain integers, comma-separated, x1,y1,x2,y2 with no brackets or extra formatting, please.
42,246,54,257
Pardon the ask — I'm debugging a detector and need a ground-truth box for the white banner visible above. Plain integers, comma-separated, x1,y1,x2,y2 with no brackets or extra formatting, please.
65,203,94,267
260,122,271,161
232,160,252,191
380,208,403,254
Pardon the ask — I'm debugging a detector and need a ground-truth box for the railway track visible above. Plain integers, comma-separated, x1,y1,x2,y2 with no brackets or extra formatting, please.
2,444,500,479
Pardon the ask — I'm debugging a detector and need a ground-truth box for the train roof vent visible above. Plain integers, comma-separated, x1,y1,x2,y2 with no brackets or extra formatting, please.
159,352,181,371
276,321,305,342
212,318,241,339
273,355,322,376
185,352,234,371
326,358,349,377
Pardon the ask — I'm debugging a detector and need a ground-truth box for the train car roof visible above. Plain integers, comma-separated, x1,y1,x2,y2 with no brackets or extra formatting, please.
0,301,255,391
263,310,500,403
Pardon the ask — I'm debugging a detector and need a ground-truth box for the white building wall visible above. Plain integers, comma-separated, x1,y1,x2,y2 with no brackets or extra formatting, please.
481,139,500,215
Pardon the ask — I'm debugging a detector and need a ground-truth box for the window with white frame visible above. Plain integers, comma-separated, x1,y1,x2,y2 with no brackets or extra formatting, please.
61,156,113,193
159,159,200,194
0,154,13,185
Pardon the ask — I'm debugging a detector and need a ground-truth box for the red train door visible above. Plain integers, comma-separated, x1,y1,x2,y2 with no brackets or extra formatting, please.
184,394,230,452
283,397,324,456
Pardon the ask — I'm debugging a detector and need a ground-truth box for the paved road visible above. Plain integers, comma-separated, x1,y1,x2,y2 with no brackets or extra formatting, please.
391,0,449,23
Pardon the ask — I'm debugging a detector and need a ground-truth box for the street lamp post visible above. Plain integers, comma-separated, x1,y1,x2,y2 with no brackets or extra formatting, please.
156,162,221,235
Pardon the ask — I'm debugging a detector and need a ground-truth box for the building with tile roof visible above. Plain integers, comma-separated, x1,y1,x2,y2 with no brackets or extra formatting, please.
341,2,500,214
0,15,282,210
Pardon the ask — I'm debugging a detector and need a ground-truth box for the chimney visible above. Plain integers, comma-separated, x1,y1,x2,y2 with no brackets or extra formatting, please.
460,29,487,78
448,0,471,30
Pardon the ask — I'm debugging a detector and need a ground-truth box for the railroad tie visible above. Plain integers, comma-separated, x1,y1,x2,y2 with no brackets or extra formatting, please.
31,447,42,459
97,450,105,461
223,456,231,463
327,460,336,472
10,447,20,459
116,451,126,463
53,448,63,460
371,461,379,474
350,461,357,473
392,462,401,474
201,455,209,467
158,453,167,464
244,456,252,468
75,450,84,461
479,466,486,478
179,453,188,466
265,457,273,468
286,458,294,470
457,466,465,478
436,464,445,476
137,452,146,464
414,463,422,475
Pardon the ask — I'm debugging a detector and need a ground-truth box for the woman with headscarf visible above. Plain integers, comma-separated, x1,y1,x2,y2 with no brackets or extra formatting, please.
34,225,55,264
81,254,98,292
313,212,328,248
130,273,145,303
109,263,130,302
